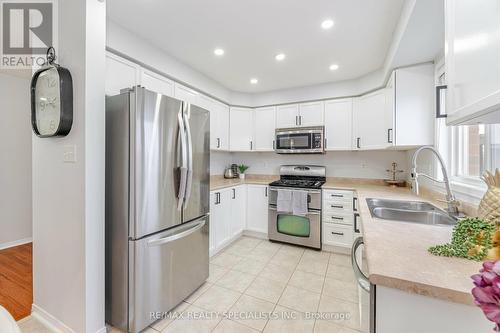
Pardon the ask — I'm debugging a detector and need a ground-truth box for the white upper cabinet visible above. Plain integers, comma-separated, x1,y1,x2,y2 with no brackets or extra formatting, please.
388,64,435,147
299,101,324,127
198,95,230,151
254,106,276,151
174,83,200,106
353,89,391,150
445,0,500,125
276,104,299,128
139,69,174,97
230,107,254,151
324,99,352,150
105,52,140,96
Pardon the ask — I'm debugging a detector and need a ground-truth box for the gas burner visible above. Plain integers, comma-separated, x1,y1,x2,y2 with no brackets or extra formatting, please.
268,165,326,190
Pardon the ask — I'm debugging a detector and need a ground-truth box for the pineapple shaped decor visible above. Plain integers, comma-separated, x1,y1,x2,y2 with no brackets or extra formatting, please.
478,169,500,225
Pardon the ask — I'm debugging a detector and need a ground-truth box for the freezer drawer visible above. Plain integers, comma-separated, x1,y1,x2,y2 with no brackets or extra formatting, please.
129,216,209,333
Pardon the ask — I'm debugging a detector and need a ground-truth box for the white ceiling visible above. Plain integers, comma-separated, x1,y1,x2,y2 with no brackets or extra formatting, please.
107,0,406,93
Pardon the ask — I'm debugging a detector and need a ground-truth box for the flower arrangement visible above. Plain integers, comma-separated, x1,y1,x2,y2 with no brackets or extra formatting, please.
472,261,500,331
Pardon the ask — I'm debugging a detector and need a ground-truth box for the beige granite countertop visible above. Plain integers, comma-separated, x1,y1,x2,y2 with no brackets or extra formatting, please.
210,174,278,190
324,181,480,306
211,174,480,305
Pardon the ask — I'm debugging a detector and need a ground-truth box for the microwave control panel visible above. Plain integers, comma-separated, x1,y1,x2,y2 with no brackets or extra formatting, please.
313,133,322,148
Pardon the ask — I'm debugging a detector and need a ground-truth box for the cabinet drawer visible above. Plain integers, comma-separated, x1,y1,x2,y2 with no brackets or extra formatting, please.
323,211,354,226
323,199,353,212
323,224,353,247
323,189,354,201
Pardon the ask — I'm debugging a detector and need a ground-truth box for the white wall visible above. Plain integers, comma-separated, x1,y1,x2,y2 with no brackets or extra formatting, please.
0,72,32,249
212,151,409,179
32,1,106,332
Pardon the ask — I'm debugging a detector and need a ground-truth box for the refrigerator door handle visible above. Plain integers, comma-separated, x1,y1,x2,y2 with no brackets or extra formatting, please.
147,219,206,247
177,103,188,210
183,103,193,207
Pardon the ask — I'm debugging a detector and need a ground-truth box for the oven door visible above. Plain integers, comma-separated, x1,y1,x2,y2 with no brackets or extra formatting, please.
268,206,321,249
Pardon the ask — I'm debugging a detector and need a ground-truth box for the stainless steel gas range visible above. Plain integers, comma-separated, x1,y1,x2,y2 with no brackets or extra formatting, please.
268,165,326,249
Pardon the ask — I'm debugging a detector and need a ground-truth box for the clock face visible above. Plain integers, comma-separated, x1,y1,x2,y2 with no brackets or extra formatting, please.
35,67,61,136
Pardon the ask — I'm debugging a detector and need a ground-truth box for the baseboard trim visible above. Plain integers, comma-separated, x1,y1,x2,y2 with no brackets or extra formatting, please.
242,230,268,240
94,326,107,333
0,237,32,251
32,304,75,333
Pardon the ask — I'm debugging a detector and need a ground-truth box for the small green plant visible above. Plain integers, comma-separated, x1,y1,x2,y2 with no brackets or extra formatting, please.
238,164,249,174
428,217,496,261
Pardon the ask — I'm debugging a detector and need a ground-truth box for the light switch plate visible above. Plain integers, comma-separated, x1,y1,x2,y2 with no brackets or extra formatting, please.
63,144,77,163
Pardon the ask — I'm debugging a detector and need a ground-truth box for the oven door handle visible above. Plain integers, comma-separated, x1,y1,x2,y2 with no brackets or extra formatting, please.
268,206,321,215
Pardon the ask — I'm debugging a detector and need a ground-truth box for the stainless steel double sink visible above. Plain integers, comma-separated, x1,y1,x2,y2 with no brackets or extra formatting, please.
366,198,458,226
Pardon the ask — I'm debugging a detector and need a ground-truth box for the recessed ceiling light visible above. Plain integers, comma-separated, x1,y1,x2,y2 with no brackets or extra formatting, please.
321,19,334,30
275,53,286,61
213,48,225,56
250,78,258,84
329,64,339,71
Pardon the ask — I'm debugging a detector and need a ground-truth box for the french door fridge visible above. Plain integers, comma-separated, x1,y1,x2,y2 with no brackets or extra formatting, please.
105,87,210,333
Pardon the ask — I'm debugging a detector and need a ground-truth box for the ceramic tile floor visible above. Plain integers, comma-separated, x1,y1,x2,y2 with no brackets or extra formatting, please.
145,236,367,333
19,236,367,333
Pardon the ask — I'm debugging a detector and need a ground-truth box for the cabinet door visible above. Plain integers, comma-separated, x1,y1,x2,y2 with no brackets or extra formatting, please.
324,99,352,150
246,185,269,234
105,52,140,96
216,102,230,150
218,189,232,248
230,107,254,151
174,83,199,106
299,101,324,127
254,106,276,151
276,104,299,128
140,69,174,97
446,0,500,125
230,186,247,237
352,90,391,150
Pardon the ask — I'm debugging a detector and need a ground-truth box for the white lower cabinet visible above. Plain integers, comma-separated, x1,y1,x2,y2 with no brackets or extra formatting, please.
210,186,246,256
322,188,360,248
230,186,247,237
246,185,269,234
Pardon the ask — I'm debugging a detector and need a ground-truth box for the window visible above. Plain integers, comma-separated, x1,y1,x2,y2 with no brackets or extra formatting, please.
450,124,500,183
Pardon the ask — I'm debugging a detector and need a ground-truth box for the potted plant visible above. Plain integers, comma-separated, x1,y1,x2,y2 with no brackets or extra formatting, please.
238,164,249,179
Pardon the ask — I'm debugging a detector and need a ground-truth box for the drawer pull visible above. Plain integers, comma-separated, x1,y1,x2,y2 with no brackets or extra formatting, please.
331,232,344,236
330,205,344,209
330,194,344,198
331,216,344,220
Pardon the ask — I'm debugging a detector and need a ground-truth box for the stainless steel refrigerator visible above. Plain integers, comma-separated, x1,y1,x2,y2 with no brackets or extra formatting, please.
105,86,210,333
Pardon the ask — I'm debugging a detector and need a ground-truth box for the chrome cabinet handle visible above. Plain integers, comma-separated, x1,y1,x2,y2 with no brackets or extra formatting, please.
232,188,236,199
250,140,253,150
356,137,361,149
273,140,275,150
351,237,370,292
387,128,393,143
330,194,343,198
353,197,358,211
331,231,344,236
148,219,206,247
265,187,268,197
217,138,220,148
331,216,344,220
331,205,344,209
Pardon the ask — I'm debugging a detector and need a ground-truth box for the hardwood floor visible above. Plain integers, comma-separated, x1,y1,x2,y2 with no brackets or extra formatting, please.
0,243,32,321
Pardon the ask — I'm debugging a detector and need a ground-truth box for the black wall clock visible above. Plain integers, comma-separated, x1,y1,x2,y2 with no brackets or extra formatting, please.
31,47,73,137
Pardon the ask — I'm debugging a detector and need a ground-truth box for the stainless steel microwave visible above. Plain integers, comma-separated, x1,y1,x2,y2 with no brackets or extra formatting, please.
275,126,325,154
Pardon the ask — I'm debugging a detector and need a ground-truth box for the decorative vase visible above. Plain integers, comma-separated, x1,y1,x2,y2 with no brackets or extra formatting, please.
478,169,500,225
239,173,245,180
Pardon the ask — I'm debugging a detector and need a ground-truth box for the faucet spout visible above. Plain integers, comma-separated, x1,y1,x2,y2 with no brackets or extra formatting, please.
411,146,459,216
